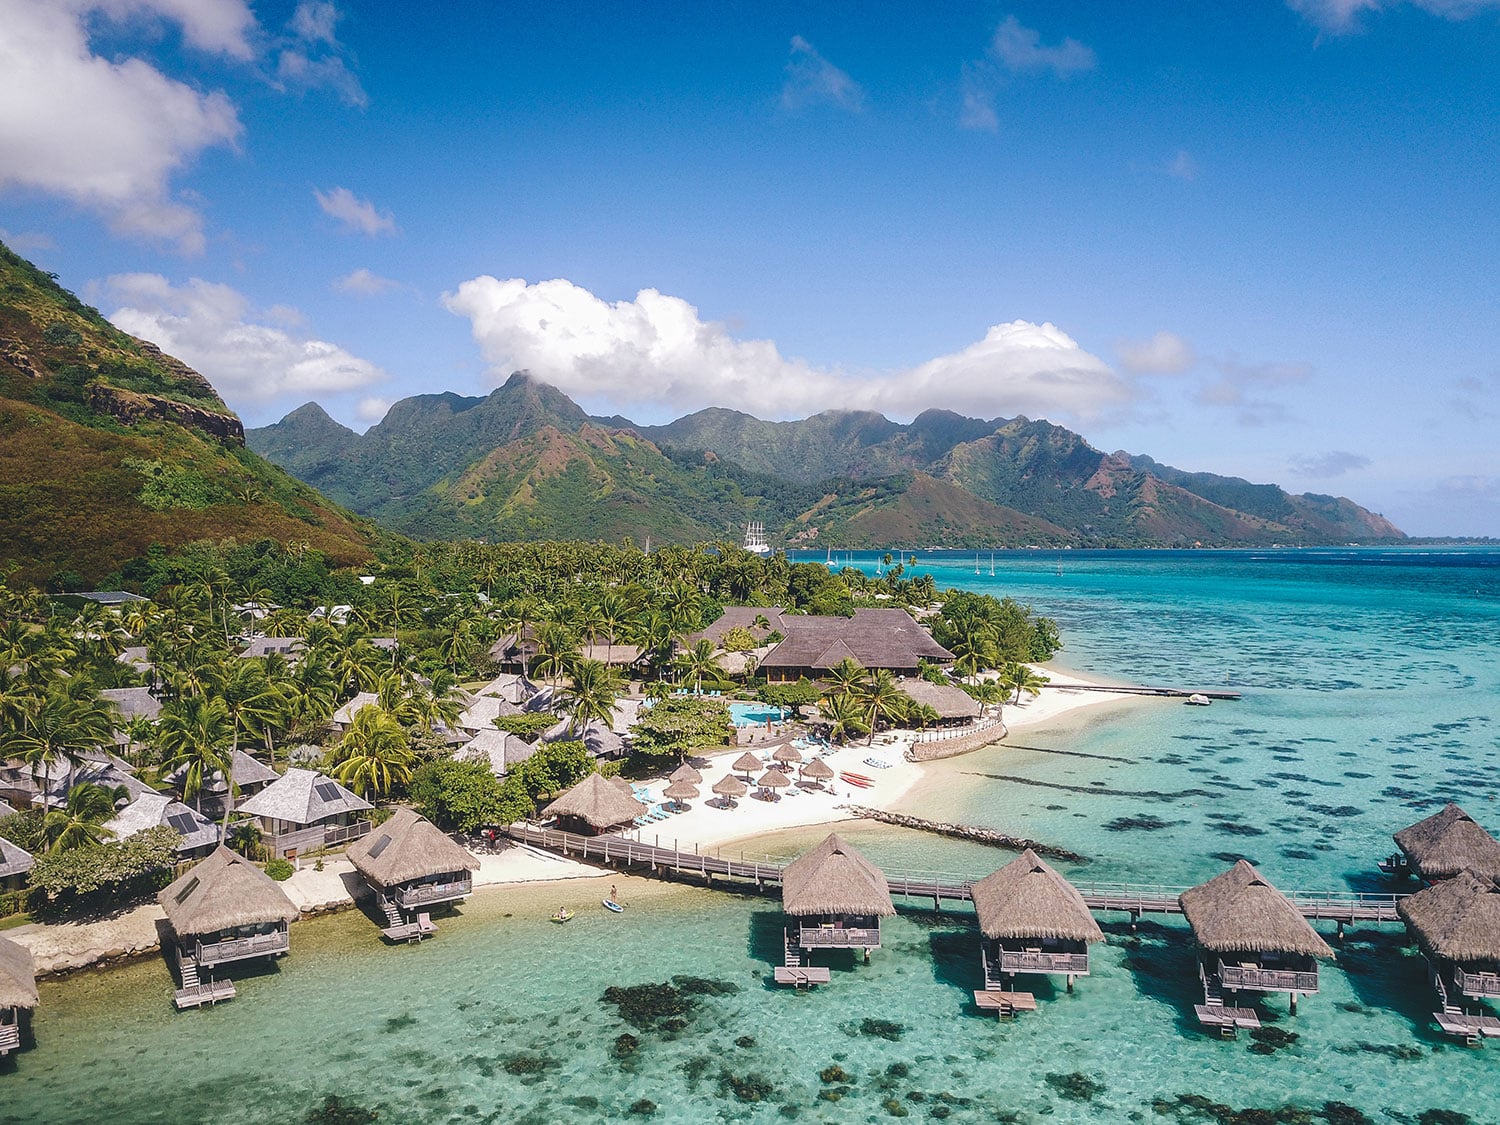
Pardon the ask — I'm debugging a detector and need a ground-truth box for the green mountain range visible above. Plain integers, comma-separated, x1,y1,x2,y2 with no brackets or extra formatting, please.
0,241,383,585
249,373,1404,549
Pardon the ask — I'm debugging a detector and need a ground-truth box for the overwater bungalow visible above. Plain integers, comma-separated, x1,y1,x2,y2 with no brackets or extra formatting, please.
544,773,647,835
1382,803,1500,886
158,846,299,1009
235,768,373,859
0,934,37,1057
777,832,895,985
1397,869,1500,1043
1179,860,1333,1033
164,749,279,821
0,834,34,893
970,849,1103,1002
347,808,480,942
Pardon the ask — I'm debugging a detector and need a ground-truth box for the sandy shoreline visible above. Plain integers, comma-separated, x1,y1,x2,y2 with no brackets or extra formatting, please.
9,663,1147,977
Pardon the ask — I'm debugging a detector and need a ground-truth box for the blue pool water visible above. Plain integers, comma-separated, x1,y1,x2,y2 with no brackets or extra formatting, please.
8,548,1500,1123
729,701,785,727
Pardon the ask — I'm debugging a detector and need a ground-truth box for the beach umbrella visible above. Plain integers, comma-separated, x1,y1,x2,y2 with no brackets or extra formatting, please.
800,757,835,784
732,751,762,779
669,762,703,785
756,768,790,791
711,774,748,809
663,779,700,809
772,744,804,765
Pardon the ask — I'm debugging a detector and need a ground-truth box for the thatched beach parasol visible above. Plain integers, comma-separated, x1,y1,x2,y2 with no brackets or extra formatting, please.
663,779,700,809
1397,869,1500,964
1392,803,1500,884
799,757,835,785
755,768,791,795
712,774,748,807
546,773,648,831
348,808,479,891
1178,860,1333,958
970,849,1104,943
0,934,38,1012
158,846,300,938
669,762,703,785
780,832,895,918
772,744,804,765
732,752,762,779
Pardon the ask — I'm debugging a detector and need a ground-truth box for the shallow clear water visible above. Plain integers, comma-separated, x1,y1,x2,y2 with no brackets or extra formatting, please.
7,549,1500,1124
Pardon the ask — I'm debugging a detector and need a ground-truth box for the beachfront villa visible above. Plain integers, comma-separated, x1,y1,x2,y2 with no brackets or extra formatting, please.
1397,869,1500,1043
1381,803,1500,886
1180,860,1334,1032
0,934,38,1056
347,808,480,942
158,846,300,1009
543,773,647,835
0,833,33,893
163,748,279,821
103,792,219,859
777,832,895,985
235,768,373,859
970,849,1104,1001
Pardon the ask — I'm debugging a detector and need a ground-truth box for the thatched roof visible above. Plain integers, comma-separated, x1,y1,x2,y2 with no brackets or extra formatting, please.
669,762,703,785
800,757,835,780
712,775,748,797
348,808,479,889
781,832,895,918
546,773,647,829
1393,803,1500,883
759,608,953,673
970,849,1104,943
158,846,299,937
756,768,790,789
1178,861,1333,958
0,934,38,1010
684,607,787,648
663,780,700,801
1398,869,1500,963
0,834,34,881
732,752,762,774
772,744,803,763
609,776,635,794
898,678,982,720
236,768,372,826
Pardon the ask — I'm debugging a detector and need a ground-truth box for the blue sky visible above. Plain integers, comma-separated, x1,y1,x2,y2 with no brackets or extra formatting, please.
1,1,1497,535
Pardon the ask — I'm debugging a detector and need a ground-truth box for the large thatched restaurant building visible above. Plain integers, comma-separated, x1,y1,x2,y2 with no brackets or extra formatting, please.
1382,803,1500,886
348,808,480,939
0,934,37,1057
1179,860,1333,1020
970,849,1103,995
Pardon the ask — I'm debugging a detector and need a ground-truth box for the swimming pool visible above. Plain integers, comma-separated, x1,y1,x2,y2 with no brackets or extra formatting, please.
727,701,785,727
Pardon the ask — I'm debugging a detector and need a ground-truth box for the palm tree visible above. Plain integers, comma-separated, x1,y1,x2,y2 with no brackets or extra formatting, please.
820,693,868,745
42,781,126,852
158,695,234,835
1003,662,1050,705
3,682,115,801
531,621,580,687
823,657,867,702
560,658,623,735
673,639,726,694
857,669,908,744
327,705,414,798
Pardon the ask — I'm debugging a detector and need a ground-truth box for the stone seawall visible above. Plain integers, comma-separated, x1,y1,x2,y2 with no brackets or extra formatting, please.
906,720,1008,761
845,806,1088,864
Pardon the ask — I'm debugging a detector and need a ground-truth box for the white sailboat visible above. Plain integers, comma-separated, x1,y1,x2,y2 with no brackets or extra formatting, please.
743,521,771,556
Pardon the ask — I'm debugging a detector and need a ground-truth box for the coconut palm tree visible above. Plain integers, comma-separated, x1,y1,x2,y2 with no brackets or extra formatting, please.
673,639,726,695
1002,662,1050,705
857,669,908,744
327,706,414,798
560,658,623,735
819,693,868,745
531,621,580,688
823,657,868,702
42,781,127,852
158,694,233,830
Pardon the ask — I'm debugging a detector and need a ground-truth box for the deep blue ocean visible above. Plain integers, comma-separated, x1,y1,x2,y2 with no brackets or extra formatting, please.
6,548,1499,1124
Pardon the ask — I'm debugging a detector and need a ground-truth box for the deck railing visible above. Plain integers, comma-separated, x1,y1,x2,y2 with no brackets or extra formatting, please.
1217,961,1319,994
196,928,289,966
998,949,1090,975
395,877,473,909
0,1022,19,1054
800,925,881,948
912,716,1002,744
322,820,373,847
1454,966,1500,998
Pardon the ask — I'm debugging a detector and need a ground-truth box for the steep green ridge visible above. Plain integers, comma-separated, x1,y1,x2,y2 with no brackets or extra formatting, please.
0,241,385,585
251,373,1402,548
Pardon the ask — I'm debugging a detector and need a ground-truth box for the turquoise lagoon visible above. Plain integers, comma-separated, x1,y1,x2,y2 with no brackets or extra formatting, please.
7,549,1500,1124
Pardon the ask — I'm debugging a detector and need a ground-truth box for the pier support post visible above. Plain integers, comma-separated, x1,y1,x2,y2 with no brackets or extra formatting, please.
1290,992,1298,1015
1129,910,1139,933
1335,920,1345,943
864,948,871,964
1067,974,1074,993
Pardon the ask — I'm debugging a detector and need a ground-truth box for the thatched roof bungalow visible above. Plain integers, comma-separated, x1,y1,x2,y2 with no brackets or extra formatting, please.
236,768,373,859
971,849,1103,990
159,846,299,976
545,773,647,834
348,808,480,928
1398,869,1500,1006
0,934,37,1056
1180,861,1332,1010
781,833,895,958
1385,803,1500,886
0,834,33,893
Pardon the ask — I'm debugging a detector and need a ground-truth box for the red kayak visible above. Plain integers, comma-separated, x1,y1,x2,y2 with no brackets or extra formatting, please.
840,772,873,788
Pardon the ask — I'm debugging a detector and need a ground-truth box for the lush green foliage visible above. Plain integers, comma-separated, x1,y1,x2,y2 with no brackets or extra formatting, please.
495,712,558,742
28,824,179,904
411,759,510,833
265,857,295,881
931,591,1061,669
629,696,733,760
0,807,45,853
756,678,820,716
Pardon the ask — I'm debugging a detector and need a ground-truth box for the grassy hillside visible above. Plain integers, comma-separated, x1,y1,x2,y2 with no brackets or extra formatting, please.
0,241,384,585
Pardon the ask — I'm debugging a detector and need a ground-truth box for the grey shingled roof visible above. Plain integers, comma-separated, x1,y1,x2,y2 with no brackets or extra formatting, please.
236,768,371,826
0,934,38,1010
0,834,34,881
240,636,305,660
330,692,380,727
105,793,218,854
456,693,523,732
456,728,538,777
100,686,161,722
165,748,278,796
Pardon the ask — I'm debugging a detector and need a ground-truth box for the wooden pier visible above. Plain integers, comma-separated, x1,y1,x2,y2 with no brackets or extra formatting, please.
173,979,236,1010
502,825,1406,926
1042,684,1242,701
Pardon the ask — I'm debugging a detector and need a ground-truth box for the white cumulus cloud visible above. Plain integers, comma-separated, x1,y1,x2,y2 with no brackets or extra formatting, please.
334,267,400,296
1289,0,1500,31
104,272,386,402
443,276,1133,424
1117,331,1198,376
275,1,367,107
0,0,243,253
356,396,391,423
1289,451,1372,478
315,186,396,236
990,16,1096,76
781,36,865,112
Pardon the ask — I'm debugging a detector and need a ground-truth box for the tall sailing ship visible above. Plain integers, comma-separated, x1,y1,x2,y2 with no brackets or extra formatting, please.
743,521,772,556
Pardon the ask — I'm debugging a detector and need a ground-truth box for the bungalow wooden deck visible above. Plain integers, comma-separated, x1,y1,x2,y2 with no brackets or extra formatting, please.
173,979,237,1010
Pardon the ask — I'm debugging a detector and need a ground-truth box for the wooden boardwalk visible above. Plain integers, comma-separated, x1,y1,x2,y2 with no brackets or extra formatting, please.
503,825,1406,926
1043,683,1242,701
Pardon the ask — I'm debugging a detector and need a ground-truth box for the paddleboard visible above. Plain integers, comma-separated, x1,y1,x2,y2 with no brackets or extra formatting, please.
603,899,625,913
